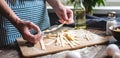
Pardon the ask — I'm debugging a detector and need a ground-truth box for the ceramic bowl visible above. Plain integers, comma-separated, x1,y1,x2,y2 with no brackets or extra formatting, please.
110,26,120,42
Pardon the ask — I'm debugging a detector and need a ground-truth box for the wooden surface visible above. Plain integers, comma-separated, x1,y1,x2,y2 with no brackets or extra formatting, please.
17,26,110,58
0,26,114,58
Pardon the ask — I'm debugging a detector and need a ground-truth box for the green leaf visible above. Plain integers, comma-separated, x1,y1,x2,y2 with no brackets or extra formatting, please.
71,0,105,13
69,0,75,3
92,0,98,7
101,0,105,6
97,0,105,6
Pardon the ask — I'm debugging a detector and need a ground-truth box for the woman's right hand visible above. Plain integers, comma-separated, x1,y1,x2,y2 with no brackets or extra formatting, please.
16,20,42,44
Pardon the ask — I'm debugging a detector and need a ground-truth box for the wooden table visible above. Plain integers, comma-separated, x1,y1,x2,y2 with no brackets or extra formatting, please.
0,26,115,58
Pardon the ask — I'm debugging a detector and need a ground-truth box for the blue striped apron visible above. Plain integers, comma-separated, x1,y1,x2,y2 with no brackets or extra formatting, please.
0,0,50,47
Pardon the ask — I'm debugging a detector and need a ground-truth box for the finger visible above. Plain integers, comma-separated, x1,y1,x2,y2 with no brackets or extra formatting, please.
31,30,42,43
57,8,68,20
29,22,40,33
67,19,74,24
65,9,74,24
59,19,65,24
35,32,42,41
22,28,35,43
62,9,68,20
68,11,73,20
28,32,41,44
25,27,40,43
59,19,69,24
28,22,41,43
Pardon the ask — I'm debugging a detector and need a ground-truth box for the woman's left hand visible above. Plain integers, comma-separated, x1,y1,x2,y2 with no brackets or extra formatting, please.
54,6,74,24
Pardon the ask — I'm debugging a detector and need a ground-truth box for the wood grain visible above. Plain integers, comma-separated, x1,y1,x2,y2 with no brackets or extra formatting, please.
17,29,109,58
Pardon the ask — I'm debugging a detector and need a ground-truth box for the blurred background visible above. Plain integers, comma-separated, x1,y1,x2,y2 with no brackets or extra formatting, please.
47,0,120,30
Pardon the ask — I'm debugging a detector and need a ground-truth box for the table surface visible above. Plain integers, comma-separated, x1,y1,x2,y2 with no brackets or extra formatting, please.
0,26,116,58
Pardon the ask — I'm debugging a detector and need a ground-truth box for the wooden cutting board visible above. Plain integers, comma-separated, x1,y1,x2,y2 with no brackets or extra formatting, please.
17,29,108,58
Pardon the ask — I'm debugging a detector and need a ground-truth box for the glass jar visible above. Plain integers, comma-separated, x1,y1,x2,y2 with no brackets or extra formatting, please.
106,11,117,35
74,0,86,29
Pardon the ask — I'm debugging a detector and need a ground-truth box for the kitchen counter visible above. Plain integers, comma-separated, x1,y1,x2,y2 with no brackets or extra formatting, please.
0,26,115,58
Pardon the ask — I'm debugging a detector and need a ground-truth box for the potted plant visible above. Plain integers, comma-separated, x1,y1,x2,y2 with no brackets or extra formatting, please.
69,0,105,15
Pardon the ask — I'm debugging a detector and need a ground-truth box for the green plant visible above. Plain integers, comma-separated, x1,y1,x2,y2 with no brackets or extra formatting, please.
70,0,105,14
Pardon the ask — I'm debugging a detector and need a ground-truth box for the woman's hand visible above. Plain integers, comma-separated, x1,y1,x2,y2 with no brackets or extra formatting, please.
0,0,41,44
54,6,74,24
47,0,74,24
16,20,41,44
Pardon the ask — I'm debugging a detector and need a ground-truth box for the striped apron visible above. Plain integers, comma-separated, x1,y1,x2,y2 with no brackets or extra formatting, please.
0,0,50,47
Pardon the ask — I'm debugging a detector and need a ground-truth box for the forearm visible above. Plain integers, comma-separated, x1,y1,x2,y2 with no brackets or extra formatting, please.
0,0,21,25
46,0,64,9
